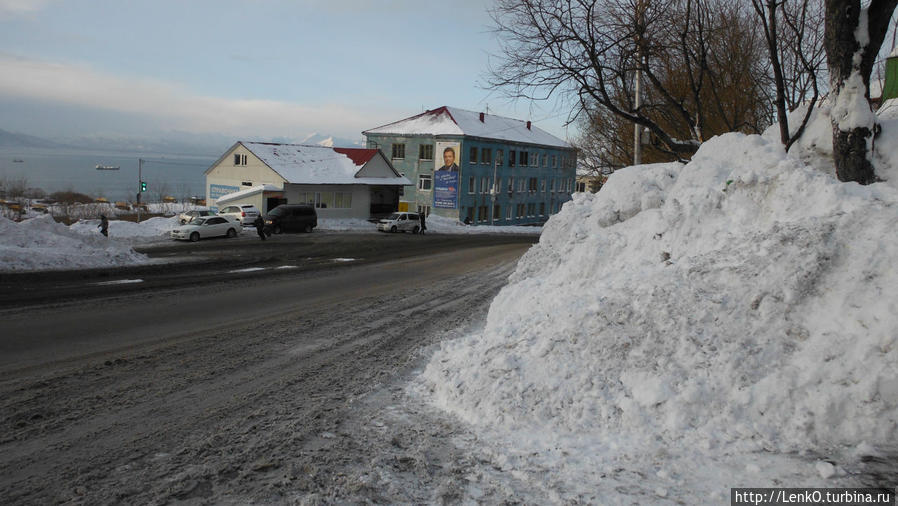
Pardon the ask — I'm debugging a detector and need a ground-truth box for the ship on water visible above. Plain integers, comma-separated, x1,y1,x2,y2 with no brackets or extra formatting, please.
12,159,24,163
95,164,120,170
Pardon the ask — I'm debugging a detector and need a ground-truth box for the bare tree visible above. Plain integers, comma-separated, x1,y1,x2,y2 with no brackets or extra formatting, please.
825,0,898,184
753,0,826,152
489,0,771,162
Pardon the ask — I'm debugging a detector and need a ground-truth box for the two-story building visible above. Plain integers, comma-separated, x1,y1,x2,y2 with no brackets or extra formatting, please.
362,106,577,225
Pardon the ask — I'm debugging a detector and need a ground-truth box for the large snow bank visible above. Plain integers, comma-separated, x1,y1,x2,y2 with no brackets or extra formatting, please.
69,216,179,242
0,215,149,271
419,132,898,491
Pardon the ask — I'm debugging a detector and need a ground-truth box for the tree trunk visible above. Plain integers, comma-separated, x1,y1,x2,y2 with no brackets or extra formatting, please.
824,0,898,184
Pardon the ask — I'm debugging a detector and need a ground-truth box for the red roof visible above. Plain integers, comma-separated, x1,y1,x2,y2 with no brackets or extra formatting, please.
333,147,378,167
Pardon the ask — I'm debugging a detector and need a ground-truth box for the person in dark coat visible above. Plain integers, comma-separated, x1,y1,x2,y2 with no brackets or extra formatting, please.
418,210,426,235
253,215,267,241
98,215,109,237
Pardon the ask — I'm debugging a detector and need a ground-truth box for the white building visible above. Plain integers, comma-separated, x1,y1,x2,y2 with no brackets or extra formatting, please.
205,141,411,219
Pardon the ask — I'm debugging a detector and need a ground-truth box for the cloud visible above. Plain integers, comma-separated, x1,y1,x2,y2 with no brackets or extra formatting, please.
0,54,391,139
0,0,55,16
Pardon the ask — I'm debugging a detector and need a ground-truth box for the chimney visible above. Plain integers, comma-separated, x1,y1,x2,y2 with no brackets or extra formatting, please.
526,120,532,130
479,112,485,122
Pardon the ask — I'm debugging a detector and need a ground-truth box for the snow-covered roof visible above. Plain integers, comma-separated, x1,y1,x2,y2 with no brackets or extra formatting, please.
240,142,410,186
216,184,282,206
363,106,572,149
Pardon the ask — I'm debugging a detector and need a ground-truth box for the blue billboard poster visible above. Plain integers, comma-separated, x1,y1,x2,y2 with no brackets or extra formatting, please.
433,141,460,208
434,170,459,208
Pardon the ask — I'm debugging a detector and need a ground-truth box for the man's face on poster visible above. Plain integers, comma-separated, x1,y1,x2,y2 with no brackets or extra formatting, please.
443,149,455,167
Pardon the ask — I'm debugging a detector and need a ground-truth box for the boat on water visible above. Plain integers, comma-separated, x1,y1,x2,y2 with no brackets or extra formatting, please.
95,164,120,170
12,159,24,163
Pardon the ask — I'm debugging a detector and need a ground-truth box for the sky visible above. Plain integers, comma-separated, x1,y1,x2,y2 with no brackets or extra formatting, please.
0,0,575,145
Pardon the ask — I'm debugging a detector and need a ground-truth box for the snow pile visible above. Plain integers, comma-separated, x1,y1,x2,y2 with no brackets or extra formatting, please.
69,216,179,242
425,214,541,235
0,215,149,271
419,132,898,472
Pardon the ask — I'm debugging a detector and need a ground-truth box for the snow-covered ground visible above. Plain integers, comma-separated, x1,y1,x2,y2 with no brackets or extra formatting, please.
0,211,539,272
415,102,898,502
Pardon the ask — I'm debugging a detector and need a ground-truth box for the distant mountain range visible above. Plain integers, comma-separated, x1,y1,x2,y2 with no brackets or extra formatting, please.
0,128,66,149
0,129,365,155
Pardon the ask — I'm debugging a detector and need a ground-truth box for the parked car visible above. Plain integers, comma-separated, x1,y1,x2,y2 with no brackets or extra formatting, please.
218,204,261,226
178,209,215,225
264,204,317,234
376,212,421,233
171,216,240,242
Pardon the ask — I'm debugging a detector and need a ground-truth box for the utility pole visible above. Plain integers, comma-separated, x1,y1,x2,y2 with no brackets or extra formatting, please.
490,154,499,225
633,0,645,166
137,158,143,222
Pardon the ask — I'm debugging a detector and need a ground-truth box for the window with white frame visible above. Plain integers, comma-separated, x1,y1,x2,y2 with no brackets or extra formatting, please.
541,179,546,192
392,143,405,159
509,150,516,167
519,151,528,166
508,176,514,192
506,206,512,220
481,148,491,165
419,144,433,160
469,176,475,194
234,153,247,166
496,149,504,166
551,155,557,168
469,147,478,164
418,174,432,191
542,154,548,167
481,177,488,193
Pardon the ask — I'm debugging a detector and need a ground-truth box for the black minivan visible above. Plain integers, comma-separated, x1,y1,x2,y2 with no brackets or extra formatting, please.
264,204,318,233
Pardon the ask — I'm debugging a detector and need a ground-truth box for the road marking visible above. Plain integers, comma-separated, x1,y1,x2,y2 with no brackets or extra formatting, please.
92,279,144,286
331,258,356,262
229,267,267,273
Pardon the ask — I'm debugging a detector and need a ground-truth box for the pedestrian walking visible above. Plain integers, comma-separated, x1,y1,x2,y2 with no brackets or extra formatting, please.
253,215,267,241
419,210,426,235
98,215,109,237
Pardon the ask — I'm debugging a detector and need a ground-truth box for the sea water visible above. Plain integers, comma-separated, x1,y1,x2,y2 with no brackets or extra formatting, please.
0,147,214,202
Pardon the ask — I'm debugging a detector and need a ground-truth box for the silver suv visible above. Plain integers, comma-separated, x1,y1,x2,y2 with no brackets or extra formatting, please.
377,212,421,233
218,204,260,226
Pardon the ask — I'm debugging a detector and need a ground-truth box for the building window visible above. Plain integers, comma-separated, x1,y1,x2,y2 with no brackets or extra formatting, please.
470,147,478,164
519,151,528,166
418,174,432,191
518,178,525,192
392,143,405,160
241,181,253,186
234,153,247,166
551,178,556,192
315,192,335,209
496,177,501,193
481,148,491,165
551,155,557,168
469,176,476,194
509,150,516,167
531,153,538,167
541,179,546,192
481,177,488,194
496,149,504,166
494,204,501,219
508,176,514,193
334,192,353,209
419,144,433,160
542,154,548,167
576,181,586,192
529,177,538,192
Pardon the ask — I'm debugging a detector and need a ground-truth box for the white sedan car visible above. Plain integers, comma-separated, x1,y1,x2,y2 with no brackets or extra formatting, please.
171,216,240,242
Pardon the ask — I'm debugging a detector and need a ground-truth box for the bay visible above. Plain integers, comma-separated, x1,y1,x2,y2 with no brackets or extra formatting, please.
0,147,215,202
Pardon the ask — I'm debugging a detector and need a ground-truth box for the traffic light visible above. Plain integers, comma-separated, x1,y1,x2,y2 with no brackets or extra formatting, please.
140,181,147,192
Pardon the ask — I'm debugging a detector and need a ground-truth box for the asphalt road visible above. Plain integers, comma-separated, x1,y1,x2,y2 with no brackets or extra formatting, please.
0,231,537,376
0,231,537,504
